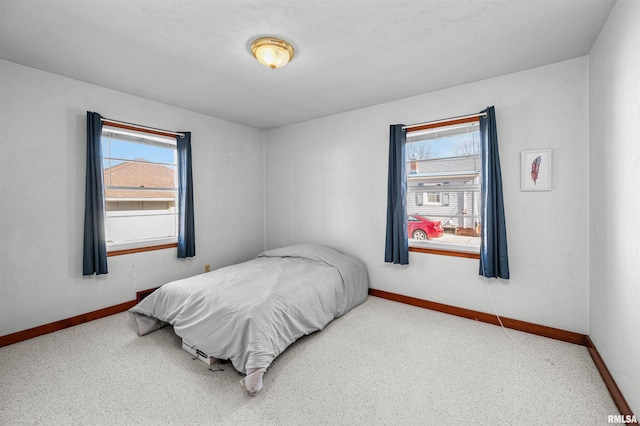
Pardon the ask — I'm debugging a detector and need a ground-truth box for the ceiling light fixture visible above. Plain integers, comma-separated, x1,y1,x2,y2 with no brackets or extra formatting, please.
250,37,295,70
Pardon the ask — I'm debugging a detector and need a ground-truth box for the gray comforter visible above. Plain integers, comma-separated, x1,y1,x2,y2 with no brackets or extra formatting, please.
129,244,369,393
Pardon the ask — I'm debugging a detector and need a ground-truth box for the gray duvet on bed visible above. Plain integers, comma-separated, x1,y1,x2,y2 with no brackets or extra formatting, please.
128,243,369,394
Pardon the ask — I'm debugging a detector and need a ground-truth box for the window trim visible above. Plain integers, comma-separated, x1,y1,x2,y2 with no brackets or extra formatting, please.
102,120,179,140
101,122,179,254
108,242,178,257
406,115,480,134
409,246,480,259
406,115,481,257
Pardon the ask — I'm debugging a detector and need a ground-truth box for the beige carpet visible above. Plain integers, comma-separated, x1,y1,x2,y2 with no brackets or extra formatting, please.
0,296,618,425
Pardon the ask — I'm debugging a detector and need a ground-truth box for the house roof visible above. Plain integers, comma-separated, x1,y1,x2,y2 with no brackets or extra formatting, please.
408,155,480,179
104,160,175,200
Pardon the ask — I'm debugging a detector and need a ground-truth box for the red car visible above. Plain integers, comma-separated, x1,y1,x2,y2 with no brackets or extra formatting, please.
408,215,444,240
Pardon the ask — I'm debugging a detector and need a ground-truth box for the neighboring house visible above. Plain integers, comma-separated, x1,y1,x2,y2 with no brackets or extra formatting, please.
407,154,480,235
103,159,177,243
104,159,176,210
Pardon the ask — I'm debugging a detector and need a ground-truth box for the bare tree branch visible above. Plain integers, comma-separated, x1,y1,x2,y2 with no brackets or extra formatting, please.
407,141,434,160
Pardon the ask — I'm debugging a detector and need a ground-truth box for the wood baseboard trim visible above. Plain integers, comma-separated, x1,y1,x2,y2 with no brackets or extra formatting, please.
586,336,635,420
0,300,137,348
368,288,587,345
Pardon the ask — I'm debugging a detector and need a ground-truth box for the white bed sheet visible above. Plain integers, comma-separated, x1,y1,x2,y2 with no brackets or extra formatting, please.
129,244,369,394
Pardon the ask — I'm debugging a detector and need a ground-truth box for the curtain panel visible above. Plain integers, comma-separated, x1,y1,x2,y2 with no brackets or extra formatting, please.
177,132,196,258
384,124,409,265
479,106,510,279
83,111,108,275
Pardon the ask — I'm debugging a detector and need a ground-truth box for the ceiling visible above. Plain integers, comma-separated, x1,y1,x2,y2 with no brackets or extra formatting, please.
0,0,616,130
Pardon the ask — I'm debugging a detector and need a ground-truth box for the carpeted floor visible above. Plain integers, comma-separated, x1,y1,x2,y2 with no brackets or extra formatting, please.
0,296,618,425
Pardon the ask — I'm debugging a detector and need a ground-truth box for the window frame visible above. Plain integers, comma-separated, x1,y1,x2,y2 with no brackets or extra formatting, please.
100,121,179,256
405,116,481,259
415,191,444,206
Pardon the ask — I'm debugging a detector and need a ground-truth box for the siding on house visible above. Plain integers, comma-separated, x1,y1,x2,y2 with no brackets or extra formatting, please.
407,155,480,230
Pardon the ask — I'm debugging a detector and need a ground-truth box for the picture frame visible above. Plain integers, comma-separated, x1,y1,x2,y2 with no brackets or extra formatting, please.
521,149,552,191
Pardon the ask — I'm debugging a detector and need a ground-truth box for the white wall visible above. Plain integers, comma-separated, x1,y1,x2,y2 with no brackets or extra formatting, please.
589,0,640,414
265,57,590,333
1,15,636,410
0,60,265,336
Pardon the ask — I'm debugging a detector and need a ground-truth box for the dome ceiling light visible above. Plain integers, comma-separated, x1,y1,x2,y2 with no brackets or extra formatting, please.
250,37,295,70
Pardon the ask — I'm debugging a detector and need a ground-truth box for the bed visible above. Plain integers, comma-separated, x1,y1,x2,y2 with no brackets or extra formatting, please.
128,243,369,395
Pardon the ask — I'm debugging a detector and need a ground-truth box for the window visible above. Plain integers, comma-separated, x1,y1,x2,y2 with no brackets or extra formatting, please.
101,126,178,252
415,189,449,206
406,117,481,254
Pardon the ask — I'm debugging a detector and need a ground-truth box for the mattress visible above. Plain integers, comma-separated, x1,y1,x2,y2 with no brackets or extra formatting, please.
129,243,369,395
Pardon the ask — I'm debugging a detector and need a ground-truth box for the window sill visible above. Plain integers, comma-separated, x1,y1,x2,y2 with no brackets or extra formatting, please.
107,238,178,257
409,240,480,259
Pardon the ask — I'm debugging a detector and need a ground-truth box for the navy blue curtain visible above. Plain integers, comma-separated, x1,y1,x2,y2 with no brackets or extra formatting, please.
83,111,108,275
385,124,409,265
177,132,196,258
479,106,509,279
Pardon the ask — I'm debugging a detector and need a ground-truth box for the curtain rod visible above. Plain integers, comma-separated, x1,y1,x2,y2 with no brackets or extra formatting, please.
101,117,185,138
402,112,486,132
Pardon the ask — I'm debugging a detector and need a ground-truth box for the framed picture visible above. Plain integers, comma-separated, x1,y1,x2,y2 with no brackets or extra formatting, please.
521,149,552,191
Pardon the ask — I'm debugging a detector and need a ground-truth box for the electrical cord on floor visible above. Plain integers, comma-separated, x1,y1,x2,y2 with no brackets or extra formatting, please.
486,282,559,367
486,282,522,345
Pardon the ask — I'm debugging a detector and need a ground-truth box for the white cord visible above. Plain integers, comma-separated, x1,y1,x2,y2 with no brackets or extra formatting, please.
486,282,562,368
486,282,522,345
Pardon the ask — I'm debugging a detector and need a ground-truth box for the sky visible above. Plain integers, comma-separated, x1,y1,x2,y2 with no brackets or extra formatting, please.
102,136,176,169
408,131,479,159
